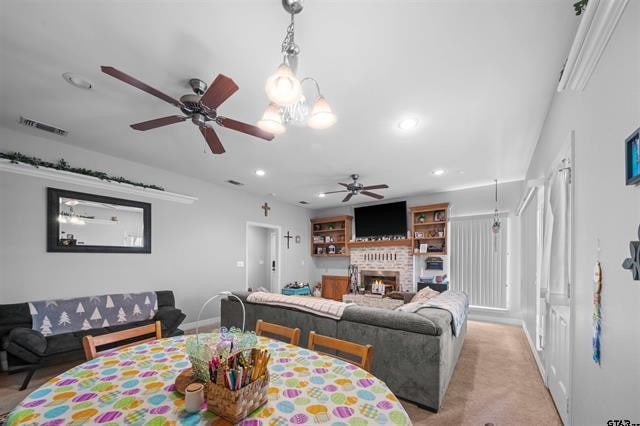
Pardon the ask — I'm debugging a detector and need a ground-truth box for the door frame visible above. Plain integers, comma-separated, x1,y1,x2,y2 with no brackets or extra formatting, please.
245,221,282,293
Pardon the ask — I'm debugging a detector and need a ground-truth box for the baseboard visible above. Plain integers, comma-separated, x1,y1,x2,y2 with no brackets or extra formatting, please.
181,316,221,332
468,313,522,326
521,320,546,383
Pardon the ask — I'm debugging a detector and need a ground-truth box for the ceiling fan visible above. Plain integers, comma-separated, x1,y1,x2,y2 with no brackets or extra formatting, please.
323,174,390,202
100,66,275,154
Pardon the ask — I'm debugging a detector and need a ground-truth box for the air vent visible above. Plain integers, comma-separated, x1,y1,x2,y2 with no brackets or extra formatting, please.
299,201,309,205
226,179,244,186
19,116,68,136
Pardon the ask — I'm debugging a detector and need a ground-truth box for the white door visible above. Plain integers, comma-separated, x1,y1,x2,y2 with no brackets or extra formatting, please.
269,232,278,292
542,140,573,425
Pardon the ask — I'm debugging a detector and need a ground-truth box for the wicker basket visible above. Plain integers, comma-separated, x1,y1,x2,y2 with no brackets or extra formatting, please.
206,371,269,423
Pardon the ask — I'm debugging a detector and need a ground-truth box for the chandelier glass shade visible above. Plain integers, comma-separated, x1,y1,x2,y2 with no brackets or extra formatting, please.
308,96,337,129
257,103,287,135
264,63,303,106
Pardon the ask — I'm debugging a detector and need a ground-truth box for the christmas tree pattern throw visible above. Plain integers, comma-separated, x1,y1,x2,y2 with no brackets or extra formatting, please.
29,292,157,336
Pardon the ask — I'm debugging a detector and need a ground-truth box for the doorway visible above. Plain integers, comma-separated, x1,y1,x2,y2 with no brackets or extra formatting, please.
245,222,281,293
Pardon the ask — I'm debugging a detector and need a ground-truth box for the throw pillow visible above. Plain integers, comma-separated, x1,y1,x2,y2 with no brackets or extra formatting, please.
411,287,440,303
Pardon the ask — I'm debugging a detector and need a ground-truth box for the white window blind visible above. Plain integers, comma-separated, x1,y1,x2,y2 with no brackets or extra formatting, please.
450,214,508,309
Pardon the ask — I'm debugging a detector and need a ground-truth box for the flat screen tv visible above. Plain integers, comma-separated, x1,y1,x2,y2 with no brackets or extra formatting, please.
354,201,407,237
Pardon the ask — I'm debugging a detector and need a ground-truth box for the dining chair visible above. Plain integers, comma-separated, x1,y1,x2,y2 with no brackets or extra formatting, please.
255,319,301,346
307,331,374,372
82,321,162,361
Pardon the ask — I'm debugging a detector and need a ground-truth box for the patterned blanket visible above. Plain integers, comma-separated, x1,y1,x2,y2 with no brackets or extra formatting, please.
29,292,158,336
246,292,353,320
397,290,469,336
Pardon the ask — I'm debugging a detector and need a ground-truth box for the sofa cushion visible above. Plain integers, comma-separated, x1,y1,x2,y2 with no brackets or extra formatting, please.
154,308,186,335
341,305,452,336
4,327,47,355
45,333,83,356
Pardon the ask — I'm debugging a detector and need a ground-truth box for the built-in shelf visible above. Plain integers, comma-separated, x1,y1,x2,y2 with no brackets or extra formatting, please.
0,159,198,204
310,215,352,256
347,239,413,248
414,221,447,226
410,203,449,255
414,237,446,240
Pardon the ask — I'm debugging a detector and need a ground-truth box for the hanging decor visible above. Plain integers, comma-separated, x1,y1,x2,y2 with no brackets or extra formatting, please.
491,179,501,234
622,225,640,280
592,255,602,365
257,0,336,134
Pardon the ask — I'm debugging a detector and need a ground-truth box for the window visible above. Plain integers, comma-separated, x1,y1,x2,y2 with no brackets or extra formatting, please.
450,214,508,309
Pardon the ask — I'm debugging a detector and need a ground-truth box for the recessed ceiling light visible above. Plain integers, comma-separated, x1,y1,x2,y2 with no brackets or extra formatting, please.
397,117,419,131
318,193,326,198
432,169,445,176
62,73,92,90
269,192,277,197
458,170,465,175
255,169,266,177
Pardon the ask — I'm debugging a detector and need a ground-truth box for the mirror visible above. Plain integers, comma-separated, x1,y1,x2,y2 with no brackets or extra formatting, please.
47,188,151,253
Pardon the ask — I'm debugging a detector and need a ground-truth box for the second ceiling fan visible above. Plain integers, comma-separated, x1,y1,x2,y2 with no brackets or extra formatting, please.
101,66,275,154
323,174,390,202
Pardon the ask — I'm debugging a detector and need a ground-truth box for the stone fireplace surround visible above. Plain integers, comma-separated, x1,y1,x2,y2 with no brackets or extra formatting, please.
349,245,413,292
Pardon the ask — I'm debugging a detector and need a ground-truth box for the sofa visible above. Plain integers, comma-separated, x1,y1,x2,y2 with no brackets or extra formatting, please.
221,292,466,412
0,290,185,390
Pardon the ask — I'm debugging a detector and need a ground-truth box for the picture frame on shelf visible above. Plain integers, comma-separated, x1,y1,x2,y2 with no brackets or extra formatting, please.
625,127,640,186
419,243,428,254
434,210,446,221
415,231,425,238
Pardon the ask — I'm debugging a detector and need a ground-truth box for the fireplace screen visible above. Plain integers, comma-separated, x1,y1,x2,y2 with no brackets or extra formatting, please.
360,270,399,295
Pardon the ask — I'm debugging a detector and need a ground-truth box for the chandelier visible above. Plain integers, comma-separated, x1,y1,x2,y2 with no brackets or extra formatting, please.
257,0,336,134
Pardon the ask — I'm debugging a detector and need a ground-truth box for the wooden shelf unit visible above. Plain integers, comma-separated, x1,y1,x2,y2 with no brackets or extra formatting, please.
310,215,352,257
410,203,449,255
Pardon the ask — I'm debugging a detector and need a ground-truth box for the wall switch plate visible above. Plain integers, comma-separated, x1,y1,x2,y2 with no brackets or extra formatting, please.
236,261,245,267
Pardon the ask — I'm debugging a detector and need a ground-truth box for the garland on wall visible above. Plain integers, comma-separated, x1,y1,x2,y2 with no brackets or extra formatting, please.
0,152,165,191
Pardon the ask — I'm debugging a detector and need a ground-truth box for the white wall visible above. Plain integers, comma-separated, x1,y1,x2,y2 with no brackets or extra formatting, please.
310,181,523,320
246,225,270,291
524,2,640,423
0,127,312,323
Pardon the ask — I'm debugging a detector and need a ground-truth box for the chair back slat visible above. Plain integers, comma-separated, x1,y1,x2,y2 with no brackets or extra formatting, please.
255,319,301,346
307,331,373,372
82,321,162,360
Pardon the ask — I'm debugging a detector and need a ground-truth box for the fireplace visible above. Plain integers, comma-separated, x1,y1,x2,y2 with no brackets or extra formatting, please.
360,270,400,295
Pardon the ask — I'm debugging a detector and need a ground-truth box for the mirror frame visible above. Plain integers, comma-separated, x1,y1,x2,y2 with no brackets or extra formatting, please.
46,187,151,253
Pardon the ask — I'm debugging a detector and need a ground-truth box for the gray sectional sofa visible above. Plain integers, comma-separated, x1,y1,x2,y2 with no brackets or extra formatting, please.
221,292,466,411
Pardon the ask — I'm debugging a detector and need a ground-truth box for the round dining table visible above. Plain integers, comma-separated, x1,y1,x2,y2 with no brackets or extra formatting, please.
7,334,411,425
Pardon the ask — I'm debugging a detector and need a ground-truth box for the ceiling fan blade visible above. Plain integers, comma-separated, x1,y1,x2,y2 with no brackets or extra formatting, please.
101,66,182,107
342,193,354,203
338,182,350,188
324,190,349,194
130,115,187,131
362,184,389,190
217,117,274,141
361,191,384,200
200,74,239,110
199,126,226,154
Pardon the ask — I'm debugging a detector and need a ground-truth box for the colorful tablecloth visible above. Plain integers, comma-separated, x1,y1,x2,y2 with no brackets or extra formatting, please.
7,335,411,425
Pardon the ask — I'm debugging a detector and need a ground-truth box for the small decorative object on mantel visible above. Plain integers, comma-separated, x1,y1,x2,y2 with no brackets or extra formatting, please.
592,255,602,365
625,127,640,186
261,202,271,217
622,225,640,280
1,152,165,190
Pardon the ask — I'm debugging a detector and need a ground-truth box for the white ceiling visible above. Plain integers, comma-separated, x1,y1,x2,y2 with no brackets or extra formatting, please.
0,0,578,208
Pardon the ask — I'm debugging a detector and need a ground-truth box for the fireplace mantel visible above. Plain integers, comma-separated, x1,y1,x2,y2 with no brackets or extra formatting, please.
347,239,413,248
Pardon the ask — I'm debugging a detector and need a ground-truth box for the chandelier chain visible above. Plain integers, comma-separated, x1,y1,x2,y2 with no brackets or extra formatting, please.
281,14,296,53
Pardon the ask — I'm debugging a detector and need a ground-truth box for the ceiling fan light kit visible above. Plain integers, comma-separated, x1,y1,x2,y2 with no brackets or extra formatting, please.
258,0,336,134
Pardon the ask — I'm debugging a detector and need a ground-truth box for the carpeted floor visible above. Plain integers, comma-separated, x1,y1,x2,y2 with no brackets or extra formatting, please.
0,321,561,425
401,321,561,425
